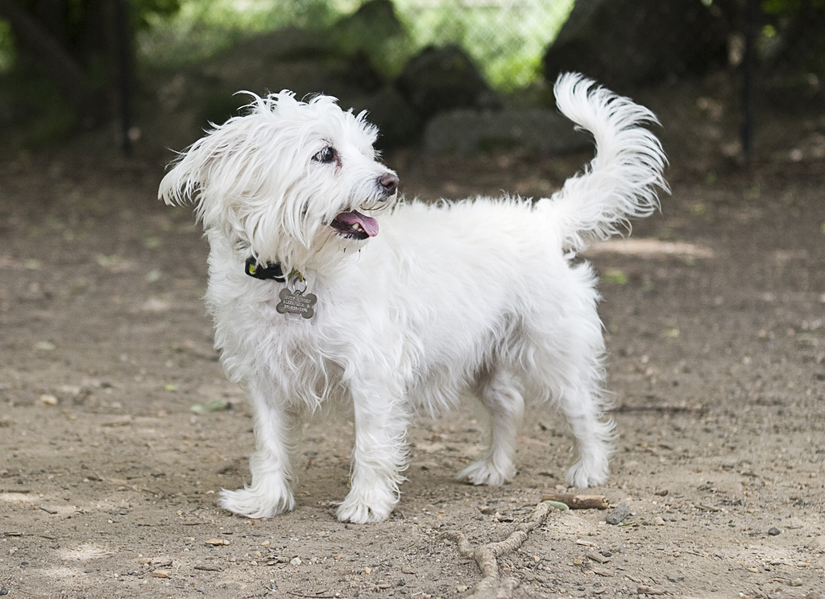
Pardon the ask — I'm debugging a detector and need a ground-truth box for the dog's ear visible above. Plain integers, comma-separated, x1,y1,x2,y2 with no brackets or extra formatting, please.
158,91,303,233
158,146,203,209
159,91,301,213
158,114,262,232
158,132,228,210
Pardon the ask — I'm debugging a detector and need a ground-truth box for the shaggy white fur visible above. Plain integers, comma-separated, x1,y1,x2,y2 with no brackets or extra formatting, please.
159,73,668,523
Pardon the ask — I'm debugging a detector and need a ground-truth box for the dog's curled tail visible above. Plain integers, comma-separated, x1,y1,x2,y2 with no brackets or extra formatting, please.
541,73,668,252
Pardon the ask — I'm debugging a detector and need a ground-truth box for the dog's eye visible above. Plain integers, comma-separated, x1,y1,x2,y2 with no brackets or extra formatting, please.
313,146,337,164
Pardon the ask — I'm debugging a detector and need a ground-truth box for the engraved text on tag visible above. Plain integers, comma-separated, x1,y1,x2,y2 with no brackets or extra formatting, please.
276,288,317,319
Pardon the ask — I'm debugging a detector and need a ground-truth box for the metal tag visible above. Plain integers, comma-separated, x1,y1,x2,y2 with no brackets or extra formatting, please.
276,287,317,319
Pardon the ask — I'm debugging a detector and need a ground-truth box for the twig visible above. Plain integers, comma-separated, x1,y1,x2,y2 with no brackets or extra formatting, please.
541,492,609,510
445,502,553,599
193,564,222,572
287,592,336,599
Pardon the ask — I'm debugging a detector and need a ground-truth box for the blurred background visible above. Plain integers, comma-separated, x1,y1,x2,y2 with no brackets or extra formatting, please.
0,0,823,172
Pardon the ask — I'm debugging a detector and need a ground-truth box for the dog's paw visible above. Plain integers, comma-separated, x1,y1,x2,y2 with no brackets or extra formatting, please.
566,457,609,488
336,488,396,523
457,459,515,486
219,484,295,519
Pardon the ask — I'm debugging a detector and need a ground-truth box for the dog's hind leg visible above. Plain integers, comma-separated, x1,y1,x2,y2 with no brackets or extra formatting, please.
457,369,524,486
529,346,613,488
520,301,613,488
219,383,301,519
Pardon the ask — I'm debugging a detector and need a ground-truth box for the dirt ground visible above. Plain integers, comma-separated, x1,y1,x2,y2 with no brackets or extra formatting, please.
1,127,825,599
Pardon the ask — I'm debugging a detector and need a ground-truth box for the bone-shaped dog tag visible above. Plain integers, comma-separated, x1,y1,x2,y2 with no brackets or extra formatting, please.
276,287,317,319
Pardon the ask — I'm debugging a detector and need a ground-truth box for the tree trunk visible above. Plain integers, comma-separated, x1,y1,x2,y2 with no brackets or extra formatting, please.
0,0,122,128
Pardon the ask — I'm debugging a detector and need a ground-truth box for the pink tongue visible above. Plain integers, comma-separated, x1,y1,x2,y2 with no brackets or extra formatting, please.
336,210,379,237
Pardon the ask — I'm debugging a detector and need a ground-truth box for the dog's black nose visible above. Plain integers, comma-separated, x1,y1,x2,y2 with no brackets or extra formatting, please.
379,173,399,197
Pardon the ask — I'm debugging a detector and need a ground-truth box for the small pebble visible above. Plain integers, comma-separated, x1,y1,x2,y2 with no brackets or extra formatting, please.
653,516,665,526
606,503,630,525
768,527,781,536
151,570,170,578
290,557,302,566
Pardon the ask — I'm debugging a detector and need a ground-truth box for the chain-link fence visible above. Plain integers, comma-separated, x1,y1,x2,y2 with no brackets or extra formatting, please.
392,0,574,90
139,0,574,91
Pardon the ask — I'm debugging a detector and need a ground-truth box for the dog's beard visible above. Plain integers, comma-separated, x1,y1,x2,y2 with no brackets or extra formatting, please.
236,174,395,274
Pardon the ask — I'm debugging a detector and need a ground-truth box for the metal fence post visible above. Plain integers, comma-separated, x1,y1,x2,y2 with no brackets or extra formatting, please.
741,0,756,163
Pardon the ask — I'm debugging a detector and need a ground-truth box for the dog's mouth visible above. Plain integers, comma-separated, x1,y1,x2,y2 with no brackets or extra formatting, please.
330,210,379,240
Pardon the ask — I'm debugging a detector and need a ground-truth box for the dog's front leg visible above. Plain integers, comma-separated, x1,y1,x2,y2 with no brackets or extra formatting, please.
337,381,407,524
219,383,301,519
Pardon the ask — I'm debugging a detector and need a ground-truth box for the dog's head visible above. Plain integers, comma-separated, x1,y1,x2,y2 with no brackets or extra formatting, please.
158,92,399,272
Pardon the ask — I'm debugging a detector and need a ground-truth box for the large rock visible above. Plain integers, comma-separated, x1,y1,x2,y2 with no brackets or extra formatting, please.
543,0,729,91
395,44,496,120
423,108,592,156
151,25,425,151
358,85,422,150
199,28,383,100
332,0,406,45
331,0,412,76
206,27,336,76
152,27,387,143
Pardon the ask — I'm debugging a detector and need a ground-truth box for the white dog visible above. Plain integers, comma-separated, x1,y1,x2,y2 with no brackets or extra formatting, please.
159,74,667,523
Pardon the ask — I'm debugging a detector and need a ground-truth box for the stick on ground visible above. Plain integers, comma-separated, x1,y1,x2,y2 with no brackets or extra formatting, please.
445,502,553,599
540,492,609,510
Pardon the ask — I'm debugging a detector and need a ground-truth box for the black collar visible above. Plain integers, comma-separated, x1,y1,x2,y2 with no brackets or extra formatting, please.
244,257,286,282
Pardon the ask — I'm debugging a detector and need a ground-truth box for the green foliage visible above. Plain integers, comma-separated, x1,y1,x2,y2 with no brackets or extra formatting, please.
2,0,574,90
763,0,825,14
0,18,14,73
0,0,182,73
139,0,573,90
138,0,355,69
0,72,77,148
133,0,183,30
394,0,574,90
